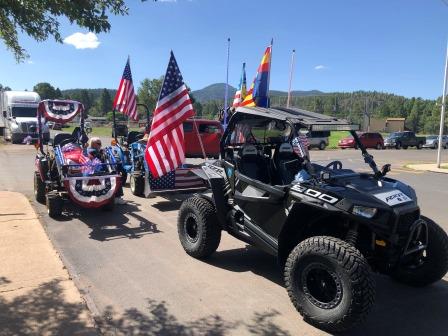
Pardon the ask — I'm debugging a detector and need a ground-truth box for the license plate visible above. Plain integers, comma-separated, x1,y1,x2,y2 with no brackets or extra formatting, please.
374,190,412,206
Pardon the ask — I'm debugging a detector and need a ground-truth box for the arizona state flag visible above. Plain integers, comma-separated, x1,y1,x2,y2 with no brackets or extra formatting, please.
241,42,272,108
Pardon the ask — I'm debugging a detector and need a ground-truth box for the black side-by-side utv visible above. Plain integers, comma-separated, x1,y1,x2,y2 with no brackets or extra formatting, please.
176,106,448,333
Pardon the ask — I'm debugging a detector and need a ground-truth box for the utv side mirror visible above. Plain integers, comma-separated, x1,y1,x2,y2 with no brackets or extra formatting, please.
381,164,391,176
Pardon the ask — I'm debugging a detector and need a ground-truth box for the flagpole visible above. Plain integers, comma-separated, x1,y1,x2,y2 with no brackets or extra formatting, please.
224,38,231,127
287,49,296,108
437,41,448,168
267,38,273,107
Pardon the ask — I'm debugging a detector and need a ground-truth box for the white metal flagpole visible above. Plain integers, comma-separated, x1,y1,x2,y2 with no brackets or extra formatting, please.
437,41,448,168
223,38,231,128
287,49,296,108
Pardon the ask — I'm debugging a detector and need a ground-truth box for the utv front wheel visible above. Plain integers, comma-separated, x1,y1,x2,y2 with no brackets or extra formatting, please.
284,236,375,333
178,196,221,259
391,216,448,287
34,172,46,204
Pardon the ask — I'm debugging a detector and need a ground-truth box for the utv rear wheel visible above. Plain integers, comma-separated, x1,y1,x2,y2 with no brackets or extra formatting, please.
284,236,375,333
130,174,144,196
46,193,63,218
34,172,46,204
178,196,221,259
391,217,448,287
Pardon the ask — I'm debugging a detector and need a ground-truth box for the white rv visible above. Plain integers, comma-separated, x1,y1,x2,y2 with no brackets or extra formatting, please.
0,91,50,143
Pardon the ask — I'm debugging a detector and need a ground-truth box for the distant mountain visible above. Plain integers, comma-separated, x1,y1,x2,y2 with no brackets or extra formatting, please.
191,83,326,103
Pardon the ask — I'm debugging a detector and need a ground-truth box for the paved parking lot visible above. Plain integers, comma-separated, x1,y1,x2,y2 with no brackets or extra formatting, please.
0,142,447,335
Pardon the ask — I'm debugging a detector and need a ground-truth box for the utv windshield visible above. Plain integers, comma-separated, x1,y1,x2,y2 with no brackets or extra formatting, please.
228,116,292,145
11,106,37,118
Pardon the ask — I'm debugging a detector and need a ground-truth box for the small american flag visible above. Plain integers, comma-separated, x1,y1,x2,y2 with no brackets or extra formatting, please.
292,135,310,158
149,168,206,190
113,58,138,121
145,51,195,178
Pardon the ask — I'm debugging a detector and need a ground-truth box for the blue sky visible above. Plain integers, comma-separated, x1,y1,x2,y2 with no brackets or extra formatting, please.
1,0,448,98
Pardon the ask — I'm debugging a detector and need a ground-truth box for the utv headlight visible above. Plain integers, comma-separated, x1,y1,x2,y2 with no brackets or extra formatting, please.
352,206,377,219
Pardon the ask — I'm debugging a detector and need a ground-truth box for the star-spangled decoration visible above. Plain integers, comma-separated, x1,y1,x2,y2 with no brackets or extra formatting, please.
149,170,176,190
159,51,185,100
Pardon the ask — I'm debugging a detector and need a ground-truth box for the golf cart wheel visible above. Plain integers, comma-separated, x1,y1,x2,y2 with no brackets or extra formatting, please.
391,216,448,287
395,142,402,149
319,141,326,150
284,236,375,333
46,193,63,218
34,172,46,204
417,142,423,149
178,196,221,259
130,174,144,196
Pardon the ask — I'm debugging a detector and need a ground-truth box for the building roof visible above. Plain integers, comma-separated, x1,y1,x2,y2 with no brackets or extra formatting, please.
386,117,406,121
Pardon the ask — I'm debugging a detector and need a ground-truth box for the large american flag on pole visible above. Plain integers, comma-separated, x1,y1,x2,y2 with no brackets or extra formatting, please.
112,58,138,121
145,51,195,178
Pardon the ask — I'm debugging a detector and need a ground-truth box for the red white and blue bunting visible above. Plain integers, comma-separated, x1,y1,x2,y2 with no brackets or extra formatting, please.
38,100,83,123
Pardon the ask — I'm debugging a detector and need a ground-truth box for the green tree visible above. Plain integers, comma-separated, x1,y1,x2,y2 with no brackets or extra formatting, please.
98,88,113,116
0,1,130,62
33,82,57,99
55,88,62,98
137,77,163,118
0,84,11,91
79,90,93,112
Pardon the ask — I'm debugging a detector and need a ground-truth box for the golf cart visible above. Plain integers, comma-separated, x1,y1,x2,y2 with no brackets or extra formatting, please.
177,106,448,333
34,99,122,217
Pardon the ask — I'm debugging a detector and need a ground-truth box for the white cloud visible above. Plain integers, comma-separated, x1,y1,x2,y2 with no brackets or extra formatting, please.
27,60,34,64
314,65,327,70
63,32,100,49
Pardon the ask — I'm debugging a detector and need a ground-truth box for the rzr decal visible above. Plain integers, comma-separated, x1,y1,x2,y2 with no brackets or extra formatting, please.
291,184,339,204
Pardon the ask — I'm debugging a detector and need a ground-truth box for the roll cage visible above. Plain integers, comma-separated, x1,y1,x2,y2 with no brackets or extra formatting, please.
221,106,385,179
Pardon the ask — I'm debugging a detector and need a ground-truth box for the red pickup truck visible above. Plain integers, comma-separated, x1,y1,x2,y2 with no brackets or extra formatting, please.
183,119,223,158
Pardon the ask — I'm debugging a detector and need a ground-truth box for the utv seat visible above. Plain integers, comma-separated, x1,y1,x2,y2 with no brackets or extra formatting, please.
273,143,303,185
127,131,144,144
237,144,270,184
53,133,73,147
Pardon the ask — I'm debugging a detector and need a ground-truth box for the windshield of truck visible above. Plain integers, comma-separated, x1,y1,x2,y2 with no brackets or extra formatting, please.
11,106,37,118
427,136,437,140
390,132,403,138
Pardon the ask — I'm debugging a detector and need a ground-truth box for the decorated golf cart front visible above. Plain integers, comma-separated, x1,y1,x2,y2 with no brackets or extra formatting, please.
34,99,122,217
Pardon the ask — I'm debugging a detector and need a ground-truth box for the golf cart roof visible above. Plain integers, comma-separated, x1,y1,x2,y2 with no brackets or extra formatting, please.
234,106,359,132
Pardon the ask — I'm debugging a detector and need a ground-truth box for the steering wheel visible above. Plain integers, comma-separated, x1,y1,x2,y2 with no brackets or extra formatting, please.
326,160,343,170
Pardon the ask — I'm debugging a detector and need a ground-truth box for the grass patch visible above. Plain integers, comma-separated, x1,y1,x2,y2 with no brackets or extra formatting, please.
328,131,350,149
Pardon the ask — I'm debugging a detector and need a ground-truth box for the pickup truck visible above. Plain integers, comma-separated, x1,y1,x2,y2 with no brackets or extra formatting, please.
384,131,425,149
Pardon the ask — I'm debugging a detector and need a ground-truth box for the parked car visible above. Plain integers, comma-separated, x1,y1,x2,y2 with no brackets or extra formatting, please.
183,119,223,158
338,132,384,149
423,135,448,149
308,130,329,150
384,131,425,149
52,122,62,130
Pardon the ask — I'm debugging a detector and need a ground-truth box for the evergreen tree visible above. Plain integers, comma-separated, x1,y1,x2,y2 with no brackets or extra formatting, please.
33,82,57,99
98,88,112,116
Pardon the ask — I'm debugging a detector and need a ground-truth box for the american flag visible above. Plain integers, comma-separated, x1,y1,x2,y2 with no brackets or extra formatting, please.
113,58,138,121
292,135,310,158
149,168,206,190
145,51,195,178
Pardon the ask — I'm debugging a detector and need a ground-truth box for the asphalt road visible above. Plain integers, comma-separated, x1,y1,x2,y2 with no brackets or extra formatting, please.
1,142,448,336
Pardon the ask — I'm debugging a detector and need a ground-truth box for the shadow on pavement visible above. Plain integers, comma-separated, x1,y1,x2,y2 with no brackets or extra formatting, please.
205,245,284,287
97,299,292,336
0,278,96,336
151,200,183,212
62,201,161,242
203,246,448,336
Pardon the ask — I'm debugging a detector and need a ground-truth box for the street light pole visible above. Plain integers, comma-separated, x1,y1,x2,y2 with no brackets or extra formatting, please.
437,42,448,168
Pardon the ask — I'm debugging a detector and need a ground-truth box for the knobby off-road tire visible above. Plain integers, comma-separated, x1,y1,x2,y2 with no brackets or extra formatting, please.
391,216,448,287
178,196,221,259
34,172,46,204
284,236,375,333
46,193,63,218
130,174,144,196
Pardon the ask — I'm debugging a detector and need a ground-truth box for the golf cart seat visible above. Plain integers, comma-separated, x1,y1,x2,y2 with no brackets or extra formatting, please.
238,144,270,184
127,131,144,144
273,143,303,185
53,133,73,147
